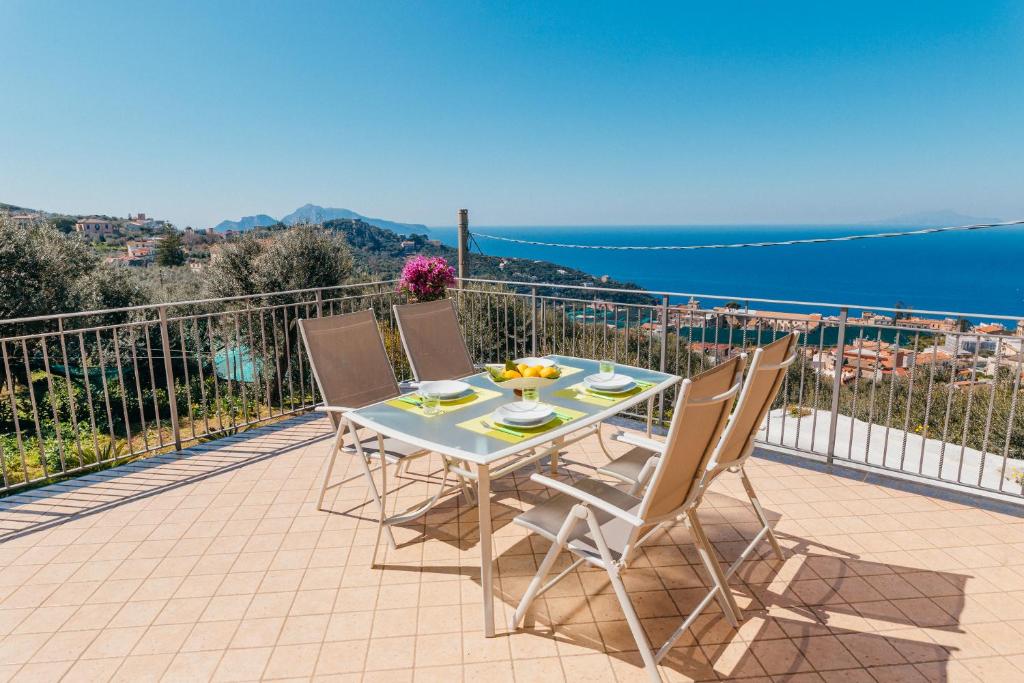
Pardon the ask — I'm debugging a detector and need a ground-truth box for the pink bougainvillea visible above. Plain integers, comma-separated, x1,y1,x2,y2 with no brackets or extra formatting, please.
398,255,457,302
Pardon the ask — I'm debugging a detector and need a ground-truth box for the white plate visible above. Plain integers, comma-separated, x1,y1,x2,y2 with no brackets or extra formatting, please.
418,380,472,400
583,373,635,392
493,403,554,426
513,356,556,368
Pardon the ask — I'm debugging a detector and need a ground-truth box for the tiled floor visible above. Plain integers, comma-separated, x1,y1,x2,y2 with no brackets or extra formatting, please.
1,414,1023,682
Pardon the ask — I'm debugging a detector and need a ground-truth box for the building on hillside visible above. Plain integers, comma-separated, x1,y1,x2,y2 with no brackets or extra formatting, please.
75,217,116,241
910,347,955,370
974,322,1007,335
944,334,999,356
712,307,822,333
847,310,898,327
897,316,960,332
688,342,736,364
10,213,40,227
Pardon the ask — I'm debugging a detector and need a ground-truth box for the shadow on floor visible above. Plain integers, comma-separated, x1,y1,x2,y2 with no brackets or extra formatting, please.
0,414,329,542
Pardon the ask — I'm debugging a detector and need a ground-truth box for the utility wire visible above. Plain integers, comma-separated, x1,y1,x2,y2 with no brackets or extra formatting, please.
470,219,1024,251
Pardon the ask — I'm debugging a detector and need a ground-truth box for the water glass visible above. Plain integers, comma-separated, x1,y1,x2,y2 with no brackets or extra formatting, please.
521,386,539,410
420,392,441,416
599,359,615,379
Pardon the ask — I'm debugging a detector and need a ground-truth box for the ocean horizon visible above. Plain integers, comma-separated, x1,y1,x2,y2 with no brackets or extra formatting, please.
429,224,1024,320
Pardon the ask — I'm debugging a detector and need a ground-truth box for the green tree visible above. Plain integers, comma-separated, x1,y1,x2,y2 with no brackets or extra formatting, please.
0,215,98,322
156,228,186,267
50,216,77,234
206,225,354,298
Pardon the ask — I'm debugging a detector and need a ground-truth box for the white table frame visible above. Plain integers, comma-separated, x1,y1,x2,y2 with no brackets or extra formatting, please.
343,356,680,636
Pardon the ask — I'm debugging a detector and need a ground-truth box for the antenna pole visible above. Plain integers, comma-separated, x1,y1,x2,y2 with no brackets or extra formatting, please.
457,208,469,287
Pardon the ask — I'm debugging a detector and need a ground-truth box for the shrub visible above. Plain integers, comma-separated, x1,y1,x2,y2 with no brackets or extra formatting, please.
398,255,456,302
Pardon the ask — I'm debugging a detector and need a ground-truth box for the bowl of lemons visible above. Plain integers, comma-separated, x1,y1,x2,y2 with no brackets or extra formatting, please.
485,357,562,390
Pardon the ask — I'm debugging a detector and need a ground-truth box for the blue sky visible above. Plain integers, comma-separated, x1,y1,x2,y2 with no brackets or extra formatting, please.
2,1,1022,228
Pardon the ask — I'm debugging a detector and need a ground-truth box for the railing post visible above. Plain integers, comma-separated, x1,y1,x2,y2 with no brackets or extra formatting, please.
530,286,538,357
826,307,848,465
658,295,670,426
315,289,323,317
158,306,182,451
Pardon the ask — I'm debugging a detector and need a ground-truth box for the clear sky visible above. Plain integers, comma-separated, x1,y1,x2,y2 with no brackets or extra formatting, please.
2,1,1022,229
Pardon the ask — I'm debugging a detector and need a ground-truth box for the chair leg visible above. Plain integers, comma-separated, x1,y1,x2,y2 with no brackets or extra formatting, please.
510,510,583,630
607,564,662,682
317,423,344,511
371,451,390,568
354,445,397,569
686,509,742,627
739,466,783,560
458,459,477,505
595,424,615,460
584,509,661,682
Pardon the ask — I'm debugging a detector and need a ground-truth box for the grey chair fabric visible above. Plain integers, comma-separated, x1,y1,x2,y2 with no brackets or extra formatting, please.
299,309,401,425
508,357,747,682
597,446,653,485
298,309,462,564
393,299,475,381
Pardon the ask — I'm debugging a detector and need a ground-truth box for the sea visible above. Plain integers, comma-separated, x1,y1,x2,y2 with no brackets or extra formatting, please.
429,225,1024,320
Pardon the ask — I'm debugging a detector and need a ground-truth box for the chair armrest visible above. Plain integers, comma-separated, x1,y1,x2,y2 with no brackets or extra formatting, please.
530,474,644,527
611,431,665,453
314,404,356,414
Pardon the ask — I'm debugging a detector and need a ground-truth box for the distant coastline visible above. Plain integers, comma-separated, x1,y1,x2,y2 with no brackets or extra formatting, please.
429,224,1024,318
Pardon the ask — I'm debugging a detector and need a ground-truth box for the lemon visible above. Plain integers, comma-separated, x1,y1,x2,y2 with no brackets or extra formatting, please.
516,363,529,374
539,366,558,379
522,367,541,378
503,369,522,380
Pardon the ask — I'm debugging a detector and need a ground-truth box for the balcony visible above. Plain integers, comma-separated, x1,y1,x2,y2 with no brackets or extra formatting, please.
2,415,1024,681
1,280,1023,680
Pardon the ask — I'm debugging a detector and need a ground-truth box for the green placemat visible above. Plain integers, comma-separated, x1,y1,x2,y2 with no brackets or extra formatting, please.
553,380,655,407
458,405,587,443
385,386,503,417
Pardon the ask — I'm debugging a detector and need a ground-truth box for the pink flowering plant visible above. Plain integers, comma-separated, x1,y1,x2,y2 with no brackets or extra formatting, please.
398,255,457,302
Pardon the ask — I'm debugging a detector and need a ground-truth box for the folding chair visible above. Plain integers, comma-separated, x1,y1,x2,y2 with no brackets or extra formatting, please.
509,356,746,682
392,298,476,381
599,331,800,575
299,309,464,564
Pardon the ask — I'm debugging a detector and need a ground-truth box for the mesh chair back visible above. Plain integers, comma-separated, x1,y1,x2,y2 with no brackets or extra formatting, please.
713,332,799,470
298,309,400,425
639,356,744,521
393,299,475,381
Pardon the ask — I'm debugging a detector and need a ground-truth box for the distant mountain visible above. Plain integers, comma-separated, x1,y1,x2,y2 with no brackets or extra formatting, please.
869,209,1002,227
213,214,278,232
280,204,428,234
211,204,429,234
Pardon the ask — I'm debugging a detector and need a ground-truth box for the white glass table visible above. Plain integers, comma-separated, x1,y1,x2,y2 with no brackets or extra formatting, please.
344,354,680,636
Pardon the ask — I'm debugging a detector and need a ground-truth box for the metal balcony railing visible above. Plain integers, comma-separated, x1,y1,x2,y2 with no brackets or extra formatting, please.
1,277,1022,502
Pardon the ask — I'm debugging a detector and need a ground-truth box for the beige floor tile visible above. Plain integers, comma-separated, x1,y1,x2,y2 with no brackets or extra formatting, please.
211,646,272,682
1,417,1021,682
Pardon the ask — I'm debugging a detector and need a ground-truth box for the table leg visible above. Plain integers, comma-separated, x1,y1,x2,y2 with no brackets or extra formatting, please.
550,436,564,475
645,396,655,436
477,463,495,637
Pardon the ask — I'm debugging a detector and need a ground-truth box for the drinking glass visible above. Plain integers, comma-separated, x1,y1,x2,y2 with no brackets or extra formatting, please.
420,392,441,416
598,359,615,379
521,386,539,410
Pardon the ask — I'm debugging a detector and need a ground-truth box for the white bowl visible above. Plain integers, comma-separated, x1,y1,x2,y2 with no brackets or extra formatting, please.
418,380,472,400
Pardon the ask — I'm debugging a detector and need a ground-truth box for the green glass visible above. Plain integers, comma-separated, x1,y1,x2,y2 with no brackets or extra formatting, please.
420,392,441,415
521,386,539,409
599,359,615,378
